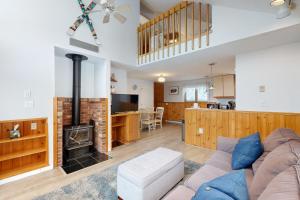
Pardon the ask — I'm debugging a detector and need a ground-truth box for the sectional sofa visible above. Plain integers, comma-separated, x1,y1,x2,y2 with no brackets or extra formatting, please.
164,128,300,200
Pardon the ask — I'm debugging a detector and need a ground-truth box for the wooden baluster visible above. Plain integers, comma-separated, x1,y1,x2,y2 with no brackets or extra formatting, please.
199,2,202,48
154,22,156,61
179,5,181,54
173,10,175,56
206,4,210,47
140,27,143,64
158,19,160,60
144,27,147,63
185,2,188,52
148,24,151,62
167,12,170,57
149,22,153,62
162,16,165,59
137,28,140,65
192,2,195,50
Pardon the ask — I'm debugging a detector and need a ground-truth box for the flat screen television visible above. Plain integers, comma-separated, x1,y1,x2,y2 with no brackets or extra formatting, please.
111,94,139,114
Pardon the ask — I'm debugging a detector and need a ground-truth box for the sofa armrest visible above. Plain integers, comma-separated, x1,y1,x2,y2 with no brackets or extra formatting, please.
217,136,239,154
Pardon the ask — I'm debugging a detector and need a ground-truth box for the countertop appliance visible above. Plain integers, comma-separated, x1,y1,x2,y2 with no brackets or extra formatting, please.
207,103,220,109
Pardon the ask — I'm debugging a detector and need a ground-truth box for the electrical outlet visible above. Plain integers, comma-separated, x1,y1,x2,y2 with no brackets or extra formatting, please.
31,123,37,130
198,128,204,135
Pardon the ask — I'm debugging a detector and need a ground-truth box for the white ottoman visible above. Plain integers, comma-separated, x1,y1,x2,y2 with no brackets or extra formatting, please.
117,147,184,200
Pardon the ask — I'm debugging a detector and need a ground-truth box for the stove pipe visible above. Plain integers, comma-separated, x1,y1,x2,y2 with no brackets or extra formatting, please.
65,53,88,126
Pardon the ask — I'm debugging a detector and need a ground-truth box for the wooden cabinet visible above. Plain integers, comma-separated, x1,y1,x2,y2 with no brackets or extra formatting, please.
213,76,224,97
213,75,235,98
223,75,235,97
126,114,140,142
111,112,140,148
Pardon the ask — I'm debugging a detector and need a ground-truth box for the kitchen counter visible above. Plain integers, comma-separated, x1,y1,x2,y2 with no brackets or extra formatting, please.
184,108,300,150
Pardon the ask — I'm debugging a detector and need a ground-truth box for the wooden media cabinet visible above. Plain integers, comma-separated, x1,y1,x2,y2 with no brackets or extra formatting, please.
111,112,140,148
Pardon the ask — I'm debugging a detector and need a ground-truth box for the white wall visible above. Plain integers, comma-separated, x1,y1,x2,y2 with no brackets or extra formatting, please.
111,67,128,94
127,79,154,109
112,67,154,109
0,0,138,183
55,54,107,98
94,61,110,98
236,42,300,113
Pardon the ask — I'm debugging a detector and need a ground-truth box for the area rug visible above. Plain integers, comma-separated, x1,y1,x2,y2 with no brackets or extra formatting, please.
34,160,202,200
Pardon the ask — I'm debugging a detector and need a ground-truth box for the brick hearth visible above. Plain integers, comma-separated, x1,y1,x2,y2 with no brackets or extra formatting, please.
55,97,108,166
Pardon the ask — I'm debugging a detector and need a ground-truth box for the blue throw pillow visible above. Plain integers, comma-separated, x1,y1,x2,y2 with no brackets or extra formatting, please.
232,132,263,170
192,170,249,200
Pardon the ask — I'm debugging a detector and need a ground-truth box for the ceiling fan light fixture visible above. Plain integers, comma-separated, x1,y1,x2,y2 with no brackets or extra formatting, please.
270,0,285,6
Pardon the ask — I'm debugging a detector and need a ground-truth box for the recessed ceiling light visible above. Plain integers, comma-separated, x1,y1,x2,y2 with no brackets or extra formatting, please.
270,0,285,6
158,75,166,83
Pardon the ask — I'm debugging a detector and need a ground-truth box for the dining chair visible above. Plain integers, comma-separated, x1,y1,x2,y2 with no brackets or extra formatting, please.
140,109,155,132
154,107,164,129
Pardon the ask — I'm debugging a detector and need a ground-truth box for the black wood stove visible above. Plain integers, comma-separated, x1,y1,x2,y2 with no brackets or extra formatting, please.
63,54,94,162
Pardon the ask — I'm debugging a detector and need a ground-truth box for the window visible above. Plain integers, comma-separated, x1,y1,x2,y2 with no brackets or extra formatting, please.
184,88,196,102
197,85,208,101
183,83,209,102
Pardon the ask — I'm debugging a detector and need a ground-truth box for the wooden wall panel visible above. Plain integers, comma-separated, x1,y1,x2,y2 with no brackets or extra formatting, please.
158,102,208,122
185,109,300,150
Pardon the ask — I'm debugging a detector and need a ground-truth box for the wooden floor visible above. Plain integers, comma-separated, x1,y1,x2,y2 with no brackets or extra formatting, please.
0,125,214,200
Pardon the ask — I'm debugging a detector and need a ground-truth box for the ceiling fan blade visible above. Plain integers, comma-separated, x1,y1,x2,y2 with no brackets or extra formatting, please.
103,13,110,23
114,12,127,24
116,4,131,13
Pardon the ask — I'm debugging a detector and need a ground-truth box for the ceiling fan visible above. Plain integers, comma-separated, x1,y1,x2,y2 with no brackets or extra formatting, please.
94,0,131,24
67,0,131,45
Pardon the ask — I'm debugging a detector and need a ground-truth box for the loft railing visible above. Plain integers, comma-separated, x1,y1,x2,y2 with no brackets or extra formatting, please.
137,1,212,65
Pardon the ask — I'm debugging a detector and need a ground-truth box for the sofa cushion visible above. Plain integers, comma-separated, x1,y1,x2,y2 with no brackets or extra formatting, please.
184,164,227,191
217,136,239,153
257,165,300,200
252,152,268,174
263,128,300,152
163,185,195,200
205,151,232,171
232,132,263,170
244,169,254,190
118,147,183,188
192,170,249,200
250,141,300,200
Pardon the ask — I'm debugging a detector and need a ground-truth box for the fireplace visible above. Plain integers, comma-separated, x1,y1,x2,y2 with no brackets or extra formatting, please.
63,125,94,161
56,53,109,174
63,54,94,162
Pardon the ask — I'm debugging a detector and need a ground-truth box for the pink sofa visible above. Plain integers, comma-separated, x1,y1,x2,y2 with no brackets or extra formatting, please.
164,128,300,200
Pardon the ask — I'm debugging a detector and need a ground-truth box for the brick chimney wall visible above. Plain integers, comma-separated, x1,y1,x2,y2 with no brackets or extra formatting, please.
55,97,108,166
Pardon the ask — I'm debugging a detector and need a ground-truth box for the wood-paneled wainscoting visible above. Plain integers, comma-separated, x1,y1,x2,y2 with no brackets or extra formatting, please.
156,102,208,122
0,118,48,179
185,109,300,150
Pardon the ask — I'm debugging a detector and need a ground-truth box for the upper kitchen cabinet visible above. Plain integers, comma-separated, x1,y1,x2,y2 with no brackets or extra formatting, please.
213,75,235,98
